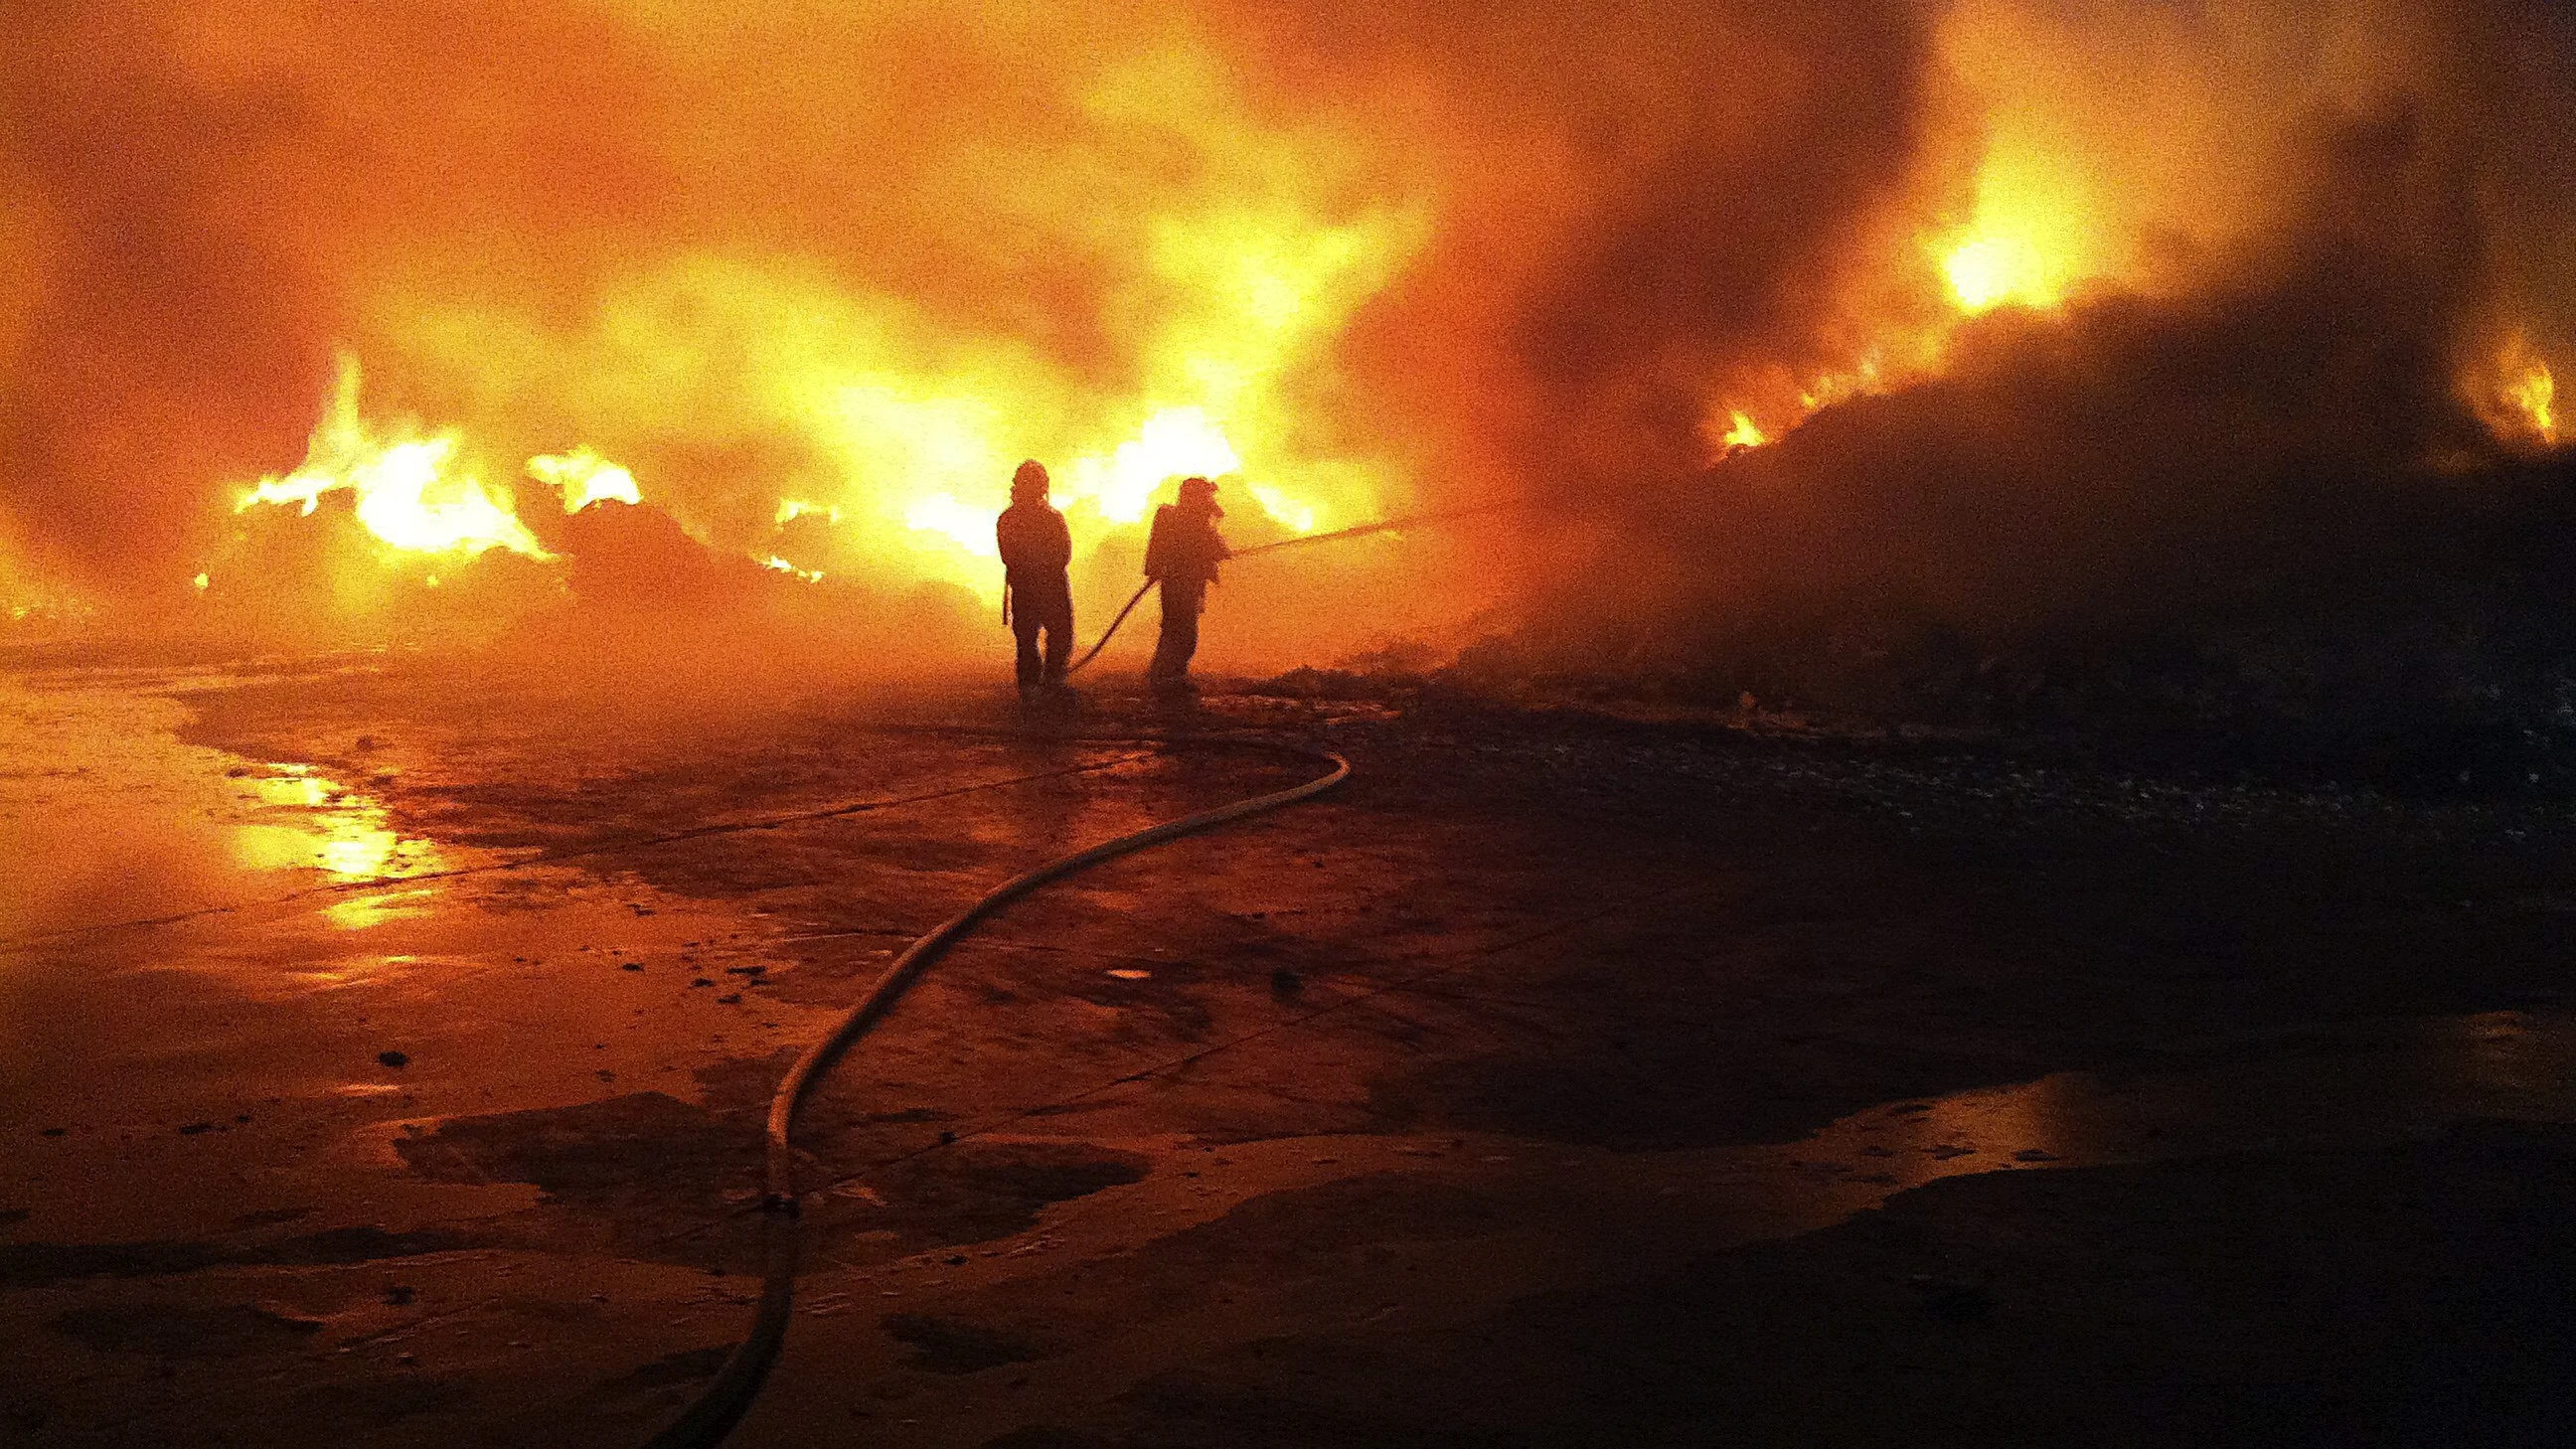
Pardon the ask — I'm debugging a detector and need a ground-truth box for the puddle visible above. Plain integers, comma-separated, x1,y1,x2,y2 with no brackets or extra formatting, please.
225,762,442,884
0,673,493,941
1025,1010,2576,1312
1771,1010,2576,1204
322,886,443,931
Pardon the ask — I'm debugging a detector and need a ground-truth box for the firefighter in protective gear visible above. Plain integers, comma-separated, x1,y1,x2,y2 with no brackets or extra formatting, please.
996,460,1073,690
1143,475,1229,692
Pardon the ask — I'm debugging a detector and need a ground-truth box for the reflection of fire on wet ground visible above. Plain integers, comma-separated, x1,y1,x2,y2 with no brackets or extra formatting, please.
0,668,502,943
10,656,2576,1449
225,761,440,884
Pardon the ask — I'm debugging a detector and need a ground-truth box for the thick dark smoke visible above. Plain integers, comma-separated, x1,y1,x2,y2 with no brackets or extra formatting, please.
1406,0,2576,783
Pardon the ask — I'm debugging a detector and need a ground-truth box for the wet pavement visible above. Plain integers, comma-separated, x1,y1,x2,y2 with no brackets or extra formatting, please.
3,652,2574,1447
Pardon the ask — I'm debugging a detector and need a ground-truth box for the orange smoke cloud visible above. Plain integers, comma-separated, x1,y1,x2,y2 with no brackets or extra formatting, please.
1,0,2570,670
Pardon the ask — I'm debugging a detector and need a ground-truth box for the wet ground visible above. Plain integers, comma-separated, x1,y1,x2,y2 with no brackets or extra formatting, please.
3,650,2574,1447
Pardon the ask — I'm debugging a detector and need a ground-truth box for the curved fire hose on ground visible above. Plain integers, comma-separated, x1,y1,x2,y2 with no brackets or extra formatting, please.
1064,580,1155,677
642,731,1350,1449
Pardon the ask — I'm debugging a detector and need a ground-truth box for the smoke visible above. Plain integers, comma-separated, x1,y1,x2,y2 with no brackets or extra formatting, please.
1440,0,2576,779
2,1,2571,703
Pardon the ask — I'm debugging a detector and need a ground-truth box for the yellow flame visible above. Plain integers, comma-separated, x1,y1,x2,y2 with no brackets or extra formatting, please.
526,447,641,512
775,499,843,526
1936,144,2092,315
2479,335,2564,449
1063,406,1243,525
761,555,825,582
2508,362,2557,444
901,494,1000,558
238,41,1420,603
191,571,209,590
1722,410,1768,450
1246,483,1316,533
237,356,549,560
1944,233,2057,313
377,136,1409,605
887,405,1318,551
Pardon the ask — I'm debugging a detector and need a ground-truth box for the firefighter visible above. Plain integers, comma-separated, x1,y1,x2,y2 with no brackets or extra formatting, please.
1143,475,1229,693
996,459,1073,691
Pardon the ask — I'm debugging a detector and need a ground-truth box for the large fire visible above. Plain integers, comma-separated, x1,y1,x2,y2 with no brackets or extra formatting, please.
236,357,555,562
1,0,2570,651
233,353,1339,601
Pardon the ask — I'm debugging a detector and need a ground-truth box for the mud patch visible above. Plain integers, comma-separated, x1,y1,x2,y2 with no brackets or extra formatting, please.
810,1142,1152,1256
1000,1121,2576,1448
49,1301,324,1357
1376,1034,2041,1150
601,1344,732,1389
285,1374,474,1426
1,1399,53,1437
982,1431,1116,1449
396,1096,1145,1261
885,1312,1046,1373
695,1049,962,1148
0,1225,477,1287
395,1092,759,1207
913,1174,1518,1366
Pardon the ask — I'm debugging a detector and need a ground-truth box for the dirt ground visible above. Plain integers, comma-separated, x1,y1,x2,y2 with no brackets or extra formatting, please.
4,649,2574,1448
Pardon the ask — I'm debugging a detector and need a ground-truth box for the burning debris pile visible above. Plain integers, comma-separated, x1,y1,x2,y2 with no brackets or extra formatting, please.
1,1,2570,755
1454,2,2576,783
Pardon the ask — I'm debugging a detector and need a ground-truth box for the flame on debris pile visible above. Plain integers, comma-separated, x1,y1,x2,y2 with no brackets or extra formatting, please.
0,0,2570,668
236,357,550,562
526,448,641,514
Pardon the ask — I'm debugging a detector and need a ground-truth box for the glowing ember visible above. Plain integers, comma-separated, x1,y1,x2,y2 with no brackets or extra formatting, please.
526,447,642,512
1702,357,1894,463
761,556,825,583
237,356,548,560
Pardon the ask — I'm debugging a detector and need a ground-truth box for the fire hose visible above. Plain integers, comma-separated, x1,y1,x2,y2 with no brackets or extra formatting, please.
642,730,1350,1449
1063,502,1516,676
645,506,1471,1439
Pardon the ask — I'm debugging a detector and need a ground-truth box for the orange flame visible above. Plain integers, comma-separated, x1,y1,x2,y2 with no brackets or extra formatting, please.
237,356,549,560
1062,406,1243,526
1933,148,2090,316
526,448,641,513
2507,361,2558,445
2475,334,2563,451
